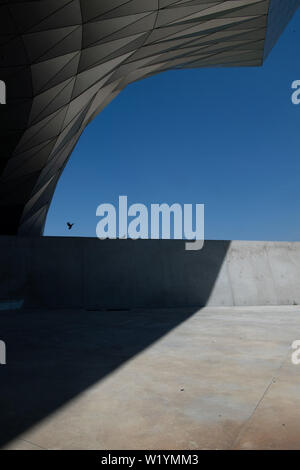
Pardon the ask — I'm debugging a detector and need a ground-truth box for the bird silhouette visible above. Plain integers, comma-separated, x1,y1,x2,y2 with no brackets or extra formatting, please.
67,222,74,230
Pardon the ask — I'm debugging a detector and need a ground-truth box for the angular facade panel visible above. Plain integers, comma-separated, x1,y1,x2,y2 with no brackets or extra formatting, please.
0,0,299,236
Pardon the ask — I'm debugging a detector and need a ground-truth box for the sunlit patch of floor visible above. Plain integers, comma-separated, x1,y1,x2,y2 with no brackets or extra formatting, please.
2,306,300,450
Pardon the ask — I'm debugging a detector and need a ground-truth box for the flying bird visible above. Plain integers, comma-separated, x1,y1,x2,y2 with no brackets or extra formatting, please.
67,222,74,230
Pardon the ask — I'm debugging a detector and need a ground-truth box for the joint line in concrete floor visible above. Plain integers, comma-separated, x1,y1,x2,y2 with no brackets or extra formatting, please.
230,347,292,449
19,438,47,450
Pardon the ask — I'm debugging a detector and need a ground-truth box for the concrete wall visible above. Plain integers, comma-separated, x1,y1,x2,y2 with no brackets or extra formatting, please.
0,236,300,309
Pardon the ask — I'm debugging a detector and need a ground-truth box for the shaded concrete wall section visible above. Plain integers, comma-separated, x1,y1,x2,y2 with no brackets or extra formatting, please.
0,236,300,309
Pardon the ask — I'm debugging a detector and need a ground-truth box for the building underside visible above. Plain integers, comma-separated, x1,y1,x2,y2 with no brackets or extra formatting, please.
0,0,299,236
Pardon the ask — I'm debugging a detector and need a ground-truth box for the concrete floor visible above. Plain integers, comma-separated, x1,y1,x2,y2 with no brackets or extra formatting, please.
1,306,300,450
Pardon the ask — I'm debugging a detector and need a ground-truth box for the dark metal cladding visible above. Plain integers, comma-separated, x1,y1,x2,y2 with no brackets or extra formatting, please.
0,0,299,235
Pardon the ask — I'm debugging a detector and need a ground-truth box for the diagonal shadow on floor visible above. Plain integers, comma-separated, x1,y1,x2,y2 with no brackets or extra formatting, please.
0,241,230,447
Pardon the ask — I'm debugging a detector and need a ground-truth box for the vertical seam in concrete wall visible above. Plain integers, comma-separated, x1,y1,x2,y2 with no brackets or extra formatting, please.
264,244,279,305
224,241,236,306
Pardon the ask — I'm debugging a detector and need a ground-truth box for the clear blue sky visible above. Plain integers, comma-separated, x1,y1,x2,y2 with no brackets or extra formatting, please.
45,10,300,241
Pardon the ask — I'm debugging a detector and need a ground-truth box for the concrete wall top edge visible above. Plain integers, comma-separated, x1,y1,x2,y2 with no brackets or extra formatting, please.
0,236,299,246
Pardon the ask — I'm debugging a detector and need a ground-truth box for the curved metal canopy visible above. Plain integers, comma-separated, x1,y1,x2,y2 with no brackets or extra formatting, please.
0,0,299,235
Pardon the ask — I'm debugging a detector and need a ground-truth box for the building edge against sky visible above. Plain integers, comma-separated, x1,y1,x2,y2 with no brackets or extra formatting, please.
0,0,299,236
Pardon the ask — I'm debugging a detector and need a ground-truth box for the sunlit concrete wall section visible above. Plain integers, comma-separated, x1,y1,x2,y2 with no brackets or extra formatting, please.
207,241,300,306
0,237,300,309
